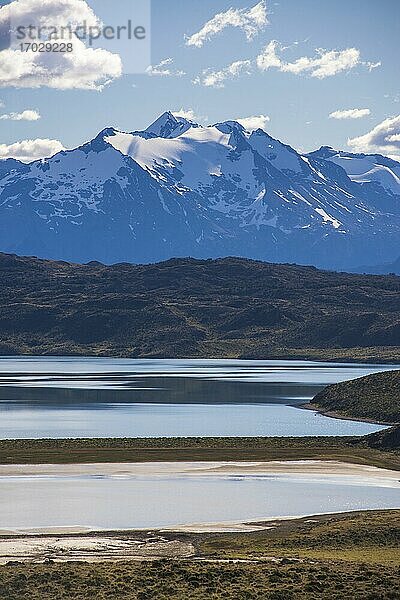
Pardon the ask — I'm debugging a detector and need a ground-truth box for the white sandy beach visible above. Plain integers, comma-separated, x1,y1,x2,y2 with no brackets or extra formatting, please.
0,460,399,481
0,535,195,564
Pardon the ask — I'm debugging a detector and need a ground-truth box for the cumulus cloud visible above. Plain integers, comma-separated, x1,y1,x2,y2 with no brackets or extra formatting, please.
146,58,185,77
0,0,122,90
236,114,270,131
193,59,252,88
347,115,400,159
256,41,377,79
283,48,361,78
185,0,268,48
256,40,283,71
0,109,41,121
171,108,207,123
329,108,370,120
194,40,379,89
172,108,197,120
0,138,65,162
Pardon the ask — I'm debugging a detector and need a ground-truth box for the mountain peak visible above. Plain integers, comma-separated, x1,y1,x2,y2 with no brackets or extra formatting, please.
213,120,246,134
308,146,338,160
146,111,200,139
77,127,120,154
97,126,118,138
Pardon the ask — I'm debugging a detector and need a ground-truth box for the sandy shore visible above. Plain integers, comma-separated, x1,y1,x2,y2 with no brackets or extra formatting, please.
0,535,195,565
0,460,399,480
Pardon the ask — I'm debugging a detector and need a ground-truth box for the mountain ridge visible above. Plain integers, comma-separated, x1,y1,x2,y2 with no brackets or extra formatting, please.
1,111,399,270
354,255,400,276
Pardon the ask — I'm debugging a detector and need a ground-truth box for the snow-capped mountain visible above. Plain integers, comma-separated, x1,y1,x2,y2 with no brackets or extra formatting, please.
308,146,400,195
0,111,399,270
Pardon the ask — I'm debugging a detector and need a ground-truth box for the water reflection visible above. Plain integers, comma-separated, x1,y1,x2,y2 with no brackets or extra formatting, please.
0,378,323,406
0,357,395,439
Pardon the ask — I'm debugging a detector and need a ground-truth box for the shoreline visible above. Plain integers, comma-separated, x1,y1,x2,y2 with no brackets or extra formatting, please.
0,508,397,539
300,402,397,426
0,509,399,564
2,352,400,365
1,505,400,538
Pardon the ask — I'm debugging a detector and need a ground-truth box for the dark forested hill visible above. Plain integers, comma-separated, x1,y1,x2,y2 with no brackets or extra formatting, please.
0,252,399,360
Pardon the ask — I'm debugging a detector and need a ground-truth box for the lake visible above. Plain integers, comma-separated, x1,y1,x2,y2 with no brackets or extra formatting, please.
0,357,396,438
0,463,399,531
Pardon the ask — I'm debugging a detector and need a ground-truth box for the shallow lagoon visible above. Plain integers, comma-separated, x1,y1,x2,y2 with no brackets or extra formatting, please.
0,468,399,531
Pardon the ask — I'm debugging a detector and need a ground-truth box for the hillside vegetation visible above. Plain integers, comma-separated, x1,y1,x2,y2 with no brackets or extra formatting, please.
312,370,400,423
365,424,400,451
0,253,399,360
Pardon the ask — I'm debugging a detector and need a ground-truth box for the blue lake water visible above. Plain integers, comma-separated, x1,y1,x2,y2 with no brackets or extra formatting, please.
0,470,399,531
0,357,395,439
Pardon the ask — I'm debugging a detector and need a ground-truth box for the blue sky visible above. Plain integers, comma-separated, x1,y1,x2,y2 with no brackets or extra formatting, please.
0,0,399,159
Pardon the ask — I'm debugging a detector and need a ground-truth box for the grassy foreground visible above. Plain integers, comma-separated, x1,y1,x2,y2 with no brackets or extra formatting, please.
0,434,399,470
1,431,399,597
0,511,399,599
198,509,400,565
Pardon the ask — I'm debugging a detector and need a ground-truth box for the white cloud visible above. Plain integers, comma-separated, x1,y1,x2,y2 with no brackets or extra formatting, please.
256,40,282,71
171,108,207,124
146,58,185,77
284,48,360,78
193,60,252,88
0,109,41,121
367,61,381,72
386,134,400,142
0,0,122,90
195,40,378,89
329,108,370,120
384,93,400,103
236,114,270,131
186,0,268,48
347,115,400,158
256,41,377,79
172,108,197,120
0,138,65,162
